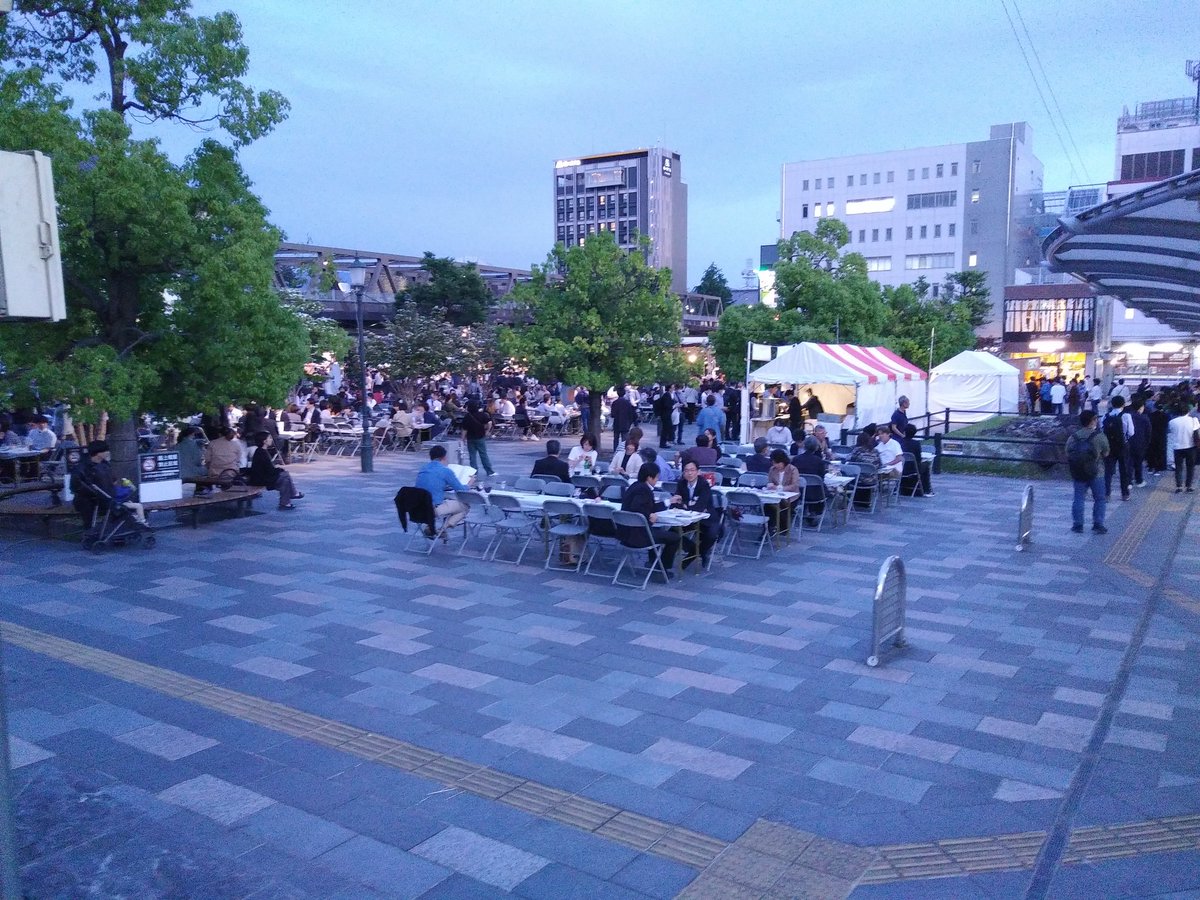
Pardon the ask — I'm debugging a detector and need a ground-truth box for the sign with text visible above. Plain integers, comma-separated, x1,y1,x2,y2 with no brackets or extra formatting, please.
138,450,182,502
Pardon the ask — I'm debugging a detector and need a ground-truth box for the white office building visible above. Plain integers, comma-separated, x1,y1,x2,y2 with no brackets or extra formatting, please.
780,123,1044,336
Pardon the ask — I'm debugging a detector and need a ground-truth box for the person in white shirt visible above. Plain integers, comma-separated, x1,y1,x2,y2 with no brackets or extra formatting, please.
765,422,792,445
498,396,516,418
1049,380,1067,415
26,416,57,453
1167,405,1198,493
874,425,905,476
567,433,599,475
1087,378,1103,413
427,395,443,413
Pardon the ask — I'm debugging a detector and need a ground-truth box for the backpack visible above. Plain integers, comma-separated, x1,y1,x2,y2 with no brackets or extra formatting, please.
1066,431,1100,481
1103,412,1125,450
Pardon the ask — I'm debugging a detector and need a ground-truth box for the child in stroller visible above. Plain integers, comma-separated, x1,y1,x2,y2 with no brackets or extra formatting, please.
70,440,156,551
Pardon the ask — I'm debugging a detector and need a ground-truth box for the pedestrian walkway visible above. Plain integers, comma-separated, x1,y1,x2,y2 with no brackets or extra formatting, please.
2,445,1197,898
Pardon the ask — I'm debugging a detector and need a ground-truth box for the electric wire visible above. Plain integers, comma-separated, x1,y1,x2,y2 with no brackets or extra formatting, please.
999,0,1081,185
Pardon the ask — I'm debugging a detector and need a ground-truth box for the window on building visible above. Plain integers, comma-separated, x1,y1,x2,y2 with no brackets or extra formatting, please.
885,227,893,240
905,191,958,209
865,257,892,272
920,225,927,239
934,224,941,238
627,194,638,216
802,179,809,191
847,175,854,187
845,197,897,214
858,230,866,243
922,167,930,179
905,253,955,270
802,203,809,219
1193,148,1200,170
827,202,836,216
906,226,913,240
871,229,879,242
873,172,881,184
557,199,565,222
951,162,959,176
557,227,566,244
968,252,978,267
887,171,895,183
907,168,915,181
1120,149,1186,181
948,223,956,237
971,190,980,203
936,163,944,177
970,219,978,235
971,159,981,174
860,174,867,185
931,284,940,298
813,203,822,217
814,177,822,190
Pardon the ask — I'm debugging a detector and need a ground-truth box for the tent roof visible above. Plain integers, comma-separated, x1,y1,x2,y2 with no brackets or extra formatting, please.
931,350,1022,377
749,342,926,385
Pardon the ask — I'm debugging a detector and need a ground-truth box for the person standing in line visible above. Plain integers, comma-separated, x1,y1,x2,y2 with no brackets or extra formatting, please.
1128,399,1151,487
1066,410,1109,534
1087,377,1104,414
1102,395,1133,501
1167,405,1199,493
462,398,495,477
1050,378,1067,416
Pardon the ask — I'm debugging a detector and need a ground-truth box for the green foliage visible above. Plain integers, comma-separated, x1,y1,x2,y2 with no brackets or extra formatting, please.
499,234,680,392
0,2,301,437
402,252,494,327
709,305,809,378
773,222,889,346
278,293,353,364
381,301,497,383
693,262,732,303
940,270,992,329
880,279,974,370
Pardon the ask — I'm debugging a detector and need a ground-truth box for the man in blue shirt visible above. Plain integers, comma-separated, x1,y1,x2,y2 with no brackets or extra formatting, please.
415,445,470,528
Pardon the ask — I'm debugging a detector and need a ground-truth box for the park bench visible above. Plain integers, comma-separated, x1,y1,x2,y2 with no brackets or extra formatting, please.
0,480,65,506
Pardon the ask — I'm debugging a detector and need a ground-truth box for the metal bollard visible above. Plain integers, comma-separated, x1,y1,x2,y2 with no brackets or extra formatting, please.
1016,484,1034,551
867,556,907,667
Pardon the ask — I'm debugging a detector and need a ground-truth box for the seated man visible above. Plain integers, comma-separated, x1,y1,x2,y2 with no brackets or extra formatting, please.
744,437,773,474
765,420,793,446
531,439,571,482
205,426,245,478
672,460,719,568
678,434,719,469
176,426,210,494
390,402,415,439
811,424,836,461
791,435,828,524
640,446,677,482
26,416,57,455
415,444,469,534
874,424,905,478
620,462,686,577
900,424,935,496
413,403,445,440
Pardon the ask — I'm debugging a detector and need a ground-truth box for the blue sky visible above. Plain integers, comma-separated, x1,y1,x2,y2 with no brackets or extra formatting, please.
167,0,1195,289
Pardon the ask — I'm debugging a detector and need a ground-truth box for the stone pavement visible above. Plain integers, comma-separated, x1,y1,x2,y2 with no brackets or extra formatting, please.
1,434,1198,898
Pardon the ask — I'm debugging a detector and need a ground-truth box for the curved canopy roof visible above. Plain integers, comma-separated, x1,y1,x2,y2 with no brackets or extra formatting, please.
1043,169,1200,334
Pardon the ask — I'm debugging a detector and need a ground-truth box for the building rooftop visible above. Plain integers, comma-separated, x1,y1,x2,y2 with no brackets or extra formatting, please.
1118,96,1200,131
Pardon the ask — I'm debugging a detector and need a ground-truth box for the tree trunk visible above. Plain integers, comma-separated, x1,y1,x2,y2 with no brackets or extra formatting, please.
107,416,140,482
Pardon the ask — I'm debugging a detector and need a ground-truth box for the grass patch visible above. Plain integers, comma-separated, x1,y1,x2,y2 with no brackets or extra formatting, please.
945,416,1017,438
938,415,1066,480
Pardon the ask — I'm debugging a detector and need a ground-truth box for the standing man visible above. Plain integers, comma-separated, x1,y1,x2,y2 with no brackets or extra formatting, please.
1050,378,1067,416
610,388,636,453
1129,399,1151,488
724,381,741,442
681,382,699,425
1167,405,1199,494
1066,410,1109,534
1087,377,1103,414
462,398,495,477
694,395,726,445
1102,395,1133,501
575,386,591,435
654,386,675,449
890,396,911,440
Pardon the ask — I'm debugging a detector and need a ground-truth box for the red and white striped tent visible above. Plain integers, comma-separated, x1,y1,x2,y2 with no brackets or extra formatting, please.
746,342,927,440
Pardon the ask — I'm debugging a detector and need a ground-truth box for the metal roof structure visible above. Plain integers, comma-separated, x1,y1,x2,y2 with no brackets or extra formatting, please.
1042,169,1200,334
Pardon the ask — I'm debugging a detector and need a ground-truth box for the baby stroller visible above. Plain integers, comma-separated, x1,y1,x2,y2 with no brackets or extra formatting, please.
71,466,156,552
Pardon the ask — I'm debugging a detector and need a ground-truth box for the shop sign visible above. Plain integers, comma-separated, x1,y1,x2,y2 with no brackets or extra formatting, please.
1148,351,1190,375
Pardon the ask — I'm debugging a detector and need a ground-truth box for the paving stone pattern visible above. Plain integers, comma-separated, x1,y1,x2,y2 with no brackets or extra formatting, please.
2,439,1198,898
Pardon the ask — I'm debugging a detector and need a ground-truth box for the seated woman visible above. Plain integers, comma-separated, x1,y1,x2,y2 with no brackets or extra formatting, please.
514,397,534,440
391,401,414,439
848,424,882,507
767,448,801,533
176,427,210,494
247,432,304,510
610,439,644,477
567,433,599,476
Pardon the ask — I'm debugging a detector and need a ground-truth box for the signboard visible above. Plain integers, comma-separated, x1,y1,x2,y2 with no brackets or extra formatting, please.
138,450,182,502
661,157,673,177
1147,351,1190,375
584,167,624,188
939,439,965,456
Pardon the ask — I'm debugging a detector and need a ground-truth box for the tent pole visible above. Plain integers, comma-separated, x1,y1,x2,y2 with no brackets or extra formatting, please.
741,342,752,445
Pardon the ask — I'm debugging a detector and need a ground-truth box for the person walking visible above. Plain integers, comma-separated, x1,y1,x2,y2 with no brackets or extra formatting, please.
609,388,635,453
462,398,495,477
1066,410,1109,534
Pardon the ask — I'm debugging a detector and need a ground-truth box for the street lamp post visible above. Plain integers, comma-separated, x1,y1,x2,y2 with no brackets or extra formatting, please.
349,258,373,473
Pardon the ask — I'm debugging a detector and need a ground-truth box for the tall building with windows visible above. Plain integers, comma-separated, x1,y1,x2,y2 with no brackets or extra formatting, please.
779,124,1043,336
553,147,688,294
1109,93,1200,196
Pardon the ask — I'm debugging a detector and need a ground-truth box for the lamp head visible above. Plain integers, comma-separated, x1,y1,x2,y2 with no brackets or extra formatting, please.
349,257,368,289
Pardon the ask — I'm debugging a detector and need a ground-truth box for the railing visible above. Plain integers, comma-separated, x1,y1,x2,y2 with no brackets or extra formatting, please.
867,556,907,668
932,432,1065,474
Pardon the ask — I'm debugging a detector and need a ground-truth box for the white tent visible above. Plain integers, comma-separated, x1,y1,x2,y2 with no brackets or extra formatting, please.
744,342,927,441
928,350,1020,421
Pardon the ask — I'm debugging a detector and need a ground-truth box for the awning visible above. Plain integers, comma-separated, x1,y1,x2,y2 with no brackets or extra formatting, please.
1043,170,1200,333
813,343,927,384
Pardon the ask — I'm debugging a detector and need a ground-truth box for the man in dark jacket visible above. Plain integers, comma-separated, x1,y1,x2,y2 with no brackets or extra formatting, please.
531,439,570,482
654,387,675,449
745,437,773,473
462,398,495,476
621,463,683,575
673,460,718,567
610,389,636,453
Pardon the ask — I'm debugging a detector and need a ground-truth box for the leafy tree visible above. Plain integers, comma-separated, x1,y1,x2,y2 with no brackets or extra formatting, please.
382,301,497,384
940,270,992,330
881,278,976,369
709,305,810,379
693,262,732,304
773,220,889,346
500,233,680,431
0,2,297,474
402,253,494,327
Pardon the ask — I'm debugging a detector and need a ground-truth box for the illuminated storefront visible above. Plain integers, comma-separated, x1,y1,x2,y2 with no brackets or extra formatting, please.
1001,283,1098,381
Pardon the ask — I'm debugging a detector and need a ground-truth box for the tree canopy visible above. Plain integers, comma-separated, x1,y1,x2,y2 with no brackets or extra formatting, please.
693,262,732,303
402,252,494,327
0,2,306,467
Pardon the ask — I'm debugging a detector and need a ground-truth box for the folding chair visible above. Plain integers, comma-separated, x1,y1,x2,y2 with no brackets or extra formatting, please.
612,510,669,590
737,472,768,489
396,486,452,555
600,475,627,499
879,468,902,508
571,475,602,495
488,493,537,563
851,462,881,514
833,464,859,526
724,490,774,559
455,490,504,557
582,504,622,577
900,452,925,499
529,474,562,485
542,481,575,497
716,466,742,486
798,474,827,532
513,476,545,494
543,499,588,572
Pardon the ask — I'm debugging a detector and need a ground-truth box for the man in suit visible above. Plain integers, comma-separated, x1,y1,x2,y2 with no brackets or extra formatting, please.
621,463,685,577
673,459,719,568
745,436,773,473
610,388,636,452
654,386,675,449
531,439,570,483
791,435,828,524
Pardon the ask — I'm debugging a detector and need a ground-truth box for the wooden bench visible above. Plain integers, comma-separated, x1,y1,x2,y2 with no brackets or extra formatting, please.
0,480,65,505
0,485,265,535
